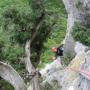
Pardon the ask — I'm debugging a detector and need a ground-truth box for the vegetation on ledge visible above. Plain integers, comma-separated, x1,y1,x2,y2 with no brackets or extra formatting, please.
72,22,90,46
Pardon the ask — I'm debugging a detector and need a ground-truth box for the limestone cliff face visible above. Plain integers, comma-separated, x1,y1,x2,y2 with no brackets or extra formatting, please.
62,0,77,58
63,0,90,57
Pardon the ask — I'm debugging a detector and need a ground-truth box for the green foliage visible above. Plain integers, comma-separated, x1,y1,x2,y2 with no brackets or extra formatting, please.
0,0,31,88
0,26,24,61
39,0,67,67
0,0,32,62
43,0,67,16
43,82,58,90
0,0,67,89
0,78,14,90
62,54,73,65
2,7,33,44
76,0,82,9
42,79,62,90
72,22,90,46
43,82,53,90
0,0,66,66
29,0,44,18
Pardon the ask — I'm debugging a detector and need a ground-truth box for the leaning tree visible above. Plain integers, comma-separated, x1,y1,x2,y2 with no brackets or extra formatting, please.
0,0,58,90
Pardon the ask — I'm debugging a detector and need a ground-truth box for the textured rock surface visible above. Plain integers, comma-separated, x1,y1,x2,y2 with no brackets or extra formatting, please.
63,0,90,58
63,0,77,58
40,0,90,89
74,51,90,90
40,42,90,90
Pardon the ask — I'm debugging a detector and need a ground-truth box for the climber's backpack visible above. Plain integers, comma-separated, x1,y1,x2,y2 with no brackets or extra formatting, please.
56,44,64,57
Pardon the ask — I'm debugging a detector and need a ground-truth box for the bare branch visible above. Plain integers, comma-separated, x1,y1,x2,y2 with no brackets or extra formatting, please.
25,40,36,74
0,61,27,90
25,40,41,90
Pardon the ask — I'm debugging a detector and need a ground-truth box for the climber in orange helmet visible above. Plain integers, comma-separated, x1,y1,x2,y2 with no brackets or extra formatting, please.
51,44,64,59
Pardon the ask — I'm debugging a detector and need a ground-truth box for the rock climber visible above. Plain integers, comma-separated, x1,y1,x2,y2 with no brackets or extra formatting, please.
51,44,64,59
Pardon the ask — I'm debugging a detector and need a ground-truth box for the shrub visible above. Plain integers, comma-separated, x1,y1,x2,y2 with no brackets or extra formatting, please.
72,22,90,46
76,0,82,9
62,54,73,65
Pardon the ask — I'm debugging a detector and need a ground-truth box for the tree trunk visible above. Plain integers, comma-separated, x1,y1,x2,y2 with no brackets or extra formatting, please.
25,41,41,90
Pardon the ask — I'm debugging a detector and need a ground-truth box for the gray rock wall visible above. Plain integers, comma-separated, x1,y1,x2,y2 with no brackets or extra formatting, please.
63,0,90,58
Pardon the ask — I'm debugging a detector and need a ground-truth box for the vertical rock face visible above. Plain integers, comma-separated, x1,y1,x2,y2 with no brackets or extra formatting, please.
61,0,90,89
62,0,77,58
76,0,90,24
63,0,90,58
62,0,90,86
74,51,90,90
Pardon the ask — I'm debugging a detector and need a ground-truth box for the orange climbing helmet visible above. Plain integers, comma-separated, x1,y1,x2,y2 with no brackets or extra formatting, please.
51,47,57,53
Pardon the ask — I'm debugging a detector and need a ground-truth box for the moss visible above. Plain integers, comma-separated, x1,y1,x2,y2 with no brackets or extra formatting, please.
62,54,73,65
43,82,58,90
76,0,82,9
72,22,90,46
0,78,14,90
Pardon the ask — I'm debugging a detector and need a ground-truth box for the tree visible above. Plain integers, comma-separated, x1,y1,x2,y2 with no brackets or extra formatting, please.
0,0,62,90
0,0,67,90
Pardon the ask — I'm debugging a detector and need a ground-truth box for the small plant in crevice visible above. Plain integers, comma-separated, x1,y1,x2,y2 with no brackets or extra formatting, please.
72,22,90,46
76,0,82,9
0,78,14,90
42,82,58,90
62,54,73,66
